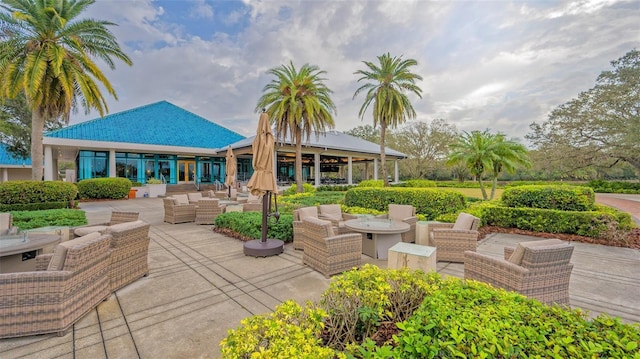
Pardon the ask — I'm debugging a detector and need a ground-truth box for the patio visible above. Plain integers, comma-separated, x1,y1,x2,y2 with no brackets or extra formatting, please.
1,197,639,358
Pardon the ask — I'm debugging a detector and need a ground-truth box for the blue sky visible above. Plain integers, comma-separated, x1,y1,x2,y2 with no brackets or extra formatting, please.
76,0,639,143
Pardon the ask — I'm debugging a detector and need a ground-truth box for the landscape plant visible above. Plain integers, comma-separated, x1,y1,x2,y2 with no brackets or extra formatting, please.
11,208,86,229
0,180,77,211
214,211,293,242
76,177,132,199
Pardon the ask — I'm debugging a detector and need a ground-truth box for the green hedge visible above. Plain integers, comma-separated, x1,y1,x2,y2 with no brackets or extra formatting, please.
344,188,466,220
11,209,87,229
400,179,437,188
214,212,293,242
220,267,640,358
76,178,132,199
0,180,77,211
588,180,640,194
501,185,596,211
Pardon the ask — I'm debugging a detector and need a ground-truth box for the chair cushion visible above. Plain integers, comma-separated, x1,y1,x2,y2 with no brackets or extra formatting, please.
389,204,414,221
47,232,103,271
187,193,203,202
74,225,108,237
173,194,189,205
452,212,476,230
319,204,342,221
103,220,146,234
507,238,565,266
298,206,318,220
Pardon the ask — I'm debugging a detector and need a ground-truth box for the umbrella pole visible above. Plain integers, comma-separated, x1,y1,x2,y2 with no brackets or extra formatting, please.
261,192,269,243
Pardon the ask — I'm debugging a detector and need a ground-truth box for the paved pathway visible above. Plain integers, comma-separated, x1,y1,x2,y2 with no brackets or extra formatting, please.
596,193,640,224
1,198,638,359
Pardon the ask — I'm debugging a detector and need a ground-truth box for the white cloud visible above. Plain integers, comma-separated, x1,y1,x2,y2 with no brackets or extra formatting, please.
189,0,214,19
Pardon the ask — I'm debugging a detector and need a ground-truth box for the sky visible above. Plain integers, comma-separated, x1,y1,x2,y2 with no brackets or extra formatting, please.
75,0,639,143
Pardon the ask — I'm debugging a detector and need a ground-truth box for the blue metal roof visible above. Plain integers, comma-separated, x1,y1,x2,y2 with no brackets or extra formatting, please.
45,101,245,149
0,145,31,166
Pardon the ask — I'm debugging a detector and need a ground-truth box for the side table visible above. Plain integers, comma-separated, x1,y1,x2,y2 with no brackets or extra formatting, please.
387,242,436,272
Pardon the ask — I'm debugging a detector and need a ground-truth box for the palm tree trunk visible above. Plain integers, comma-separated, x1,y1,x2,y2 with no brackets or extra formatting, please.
295,130,304,193
31,109,45,181
478,177,488,200
380,121,388,187
490,176,497,200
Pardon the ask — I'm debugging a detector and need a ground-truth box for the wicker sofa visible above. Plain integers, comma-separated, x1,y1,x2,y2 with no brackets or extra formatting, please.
163,196,196,224
0,232,112,338
195,198,226,224
464,238,574,306
73,211,139,237
302,217,362,278
102,220,151,292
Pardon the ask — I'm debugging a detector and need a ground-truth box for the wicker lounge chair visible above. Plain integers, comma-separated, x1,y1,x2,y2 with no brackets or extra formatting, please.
195,198,226,224
73,211,139,237
187,192,204,204
317,204,358,234
429,212,479,262
163,196,196,224
302,217,362,278
464,238,574,306
103,220,151,291
0,232,112,338
292,206,319,250
376,204,418,243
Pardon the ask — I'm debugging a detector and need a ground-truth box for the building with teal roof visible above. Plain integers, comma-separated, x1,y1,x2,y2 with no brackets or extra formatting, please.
0,145,31,182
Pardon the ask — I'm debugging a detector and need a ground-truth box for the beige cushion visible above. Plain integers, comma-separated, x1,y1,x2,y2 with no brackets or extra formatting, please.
0,213,11,234
507,238,565,265
47,232,102,271
104,220,146,234
319,204,342,221
389,204,414,221
173,194,189,205
452,212,476,230
187,193,203,202
298,206,318,220
74,225,108,237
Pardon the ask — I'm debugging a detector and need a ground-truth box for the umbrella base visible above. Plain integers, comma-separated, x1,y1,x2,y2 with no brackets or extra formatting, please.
243,239,284,257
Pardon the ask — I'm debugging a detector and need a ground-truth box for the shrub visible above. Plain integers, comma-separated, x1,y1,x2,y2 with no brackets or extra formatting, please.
344,188,466,220
316,185,357,192
357,179,384,187
278,191,346,211
501,185,596,211
11,209,87,229
0,180,77,211
282,183,316,195
77,178,132,199
402,179,437,188
214,211,293,242
146,178,162,184
588,180,640,194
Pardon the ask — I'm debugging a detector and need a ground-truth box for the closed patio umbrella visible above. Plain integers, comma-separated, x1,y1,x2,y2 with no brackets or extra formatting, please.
243,110,284,257
224,146,236,198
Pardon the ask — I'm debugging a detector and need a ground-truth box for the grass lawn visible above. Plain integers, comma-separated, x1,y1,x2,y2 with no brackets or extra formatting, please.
437,187,503,199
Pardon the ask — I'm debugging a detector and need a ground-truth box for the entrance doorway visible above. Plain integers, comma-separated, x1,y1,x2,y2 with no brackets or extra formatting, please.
177,160,195,183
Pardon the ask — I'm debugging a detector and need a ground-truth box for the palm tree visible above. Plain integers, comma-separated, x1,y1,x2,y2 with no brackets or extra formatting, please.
256,61,336,193
353,52,423,186
0,0,132,180
447,130,499,200
488,134,531,199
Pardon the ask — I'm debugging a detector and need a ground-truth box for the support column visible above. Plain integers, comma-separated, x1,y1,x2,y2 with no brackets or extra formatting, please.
109,150,116,178
314,153,321,187
394,160,399,183
373,158,379,180
44,146,54,181
347,156,353,185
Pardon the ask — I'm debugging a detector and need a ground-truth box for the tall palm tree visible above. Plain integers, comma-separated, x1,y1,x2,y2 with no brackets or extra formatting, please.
488,134,531,199
353,52,423,186
256,61,336,193
0,0,132,180
447,130,499,200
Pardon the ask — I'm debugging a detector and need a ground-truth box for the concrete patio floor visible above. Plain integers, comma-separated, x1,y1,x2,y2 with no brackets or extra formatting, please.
1,197,639,359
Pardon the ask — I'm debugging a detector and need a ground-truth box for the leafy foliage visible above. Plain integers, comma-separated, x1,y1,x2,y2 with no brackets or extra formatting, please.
501,185,596,211
282,183,316,195
0,180,77,210
357,180,385,187
587,180,640,194
10,209,87,229
214,211,293,242
401,179,437,188
76,178,132,199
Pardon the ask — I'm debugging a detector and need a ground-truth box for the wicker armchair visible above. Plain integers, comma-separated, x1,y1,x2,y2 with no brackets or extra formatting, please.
429,212,479,262
103,220,151,292
377,204,417,243
187,192,204,204
317,204,358,234
0,232,112,338
195,198,226,224
292,206,319,250
302,217,362,278
73,211,139,237
464,238,574,306
163,197,196,224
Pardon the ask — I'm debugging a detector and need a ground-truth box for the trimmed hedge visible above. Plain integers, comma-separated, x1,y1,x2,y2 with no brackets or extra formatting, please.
344,188,466,220
214,211,293,242
400,179,437,188
77,178,132,199
501,185,596,211
588,180,640,194
11,209,87,229
0,180,77,211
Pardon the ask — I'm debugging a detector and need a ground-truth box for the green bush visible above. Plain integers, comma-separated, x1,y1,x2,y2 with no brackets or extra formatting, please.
316,185,357,192
402,179,437,188
504,180,584,188
214,211,293,242
76,178,132,199
278,191,346,211
0,180,77,210
11,209,87,229
344,188,466,220
282,183,316,195
501,185,596,211
357,179,384,187
588,180,640,194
